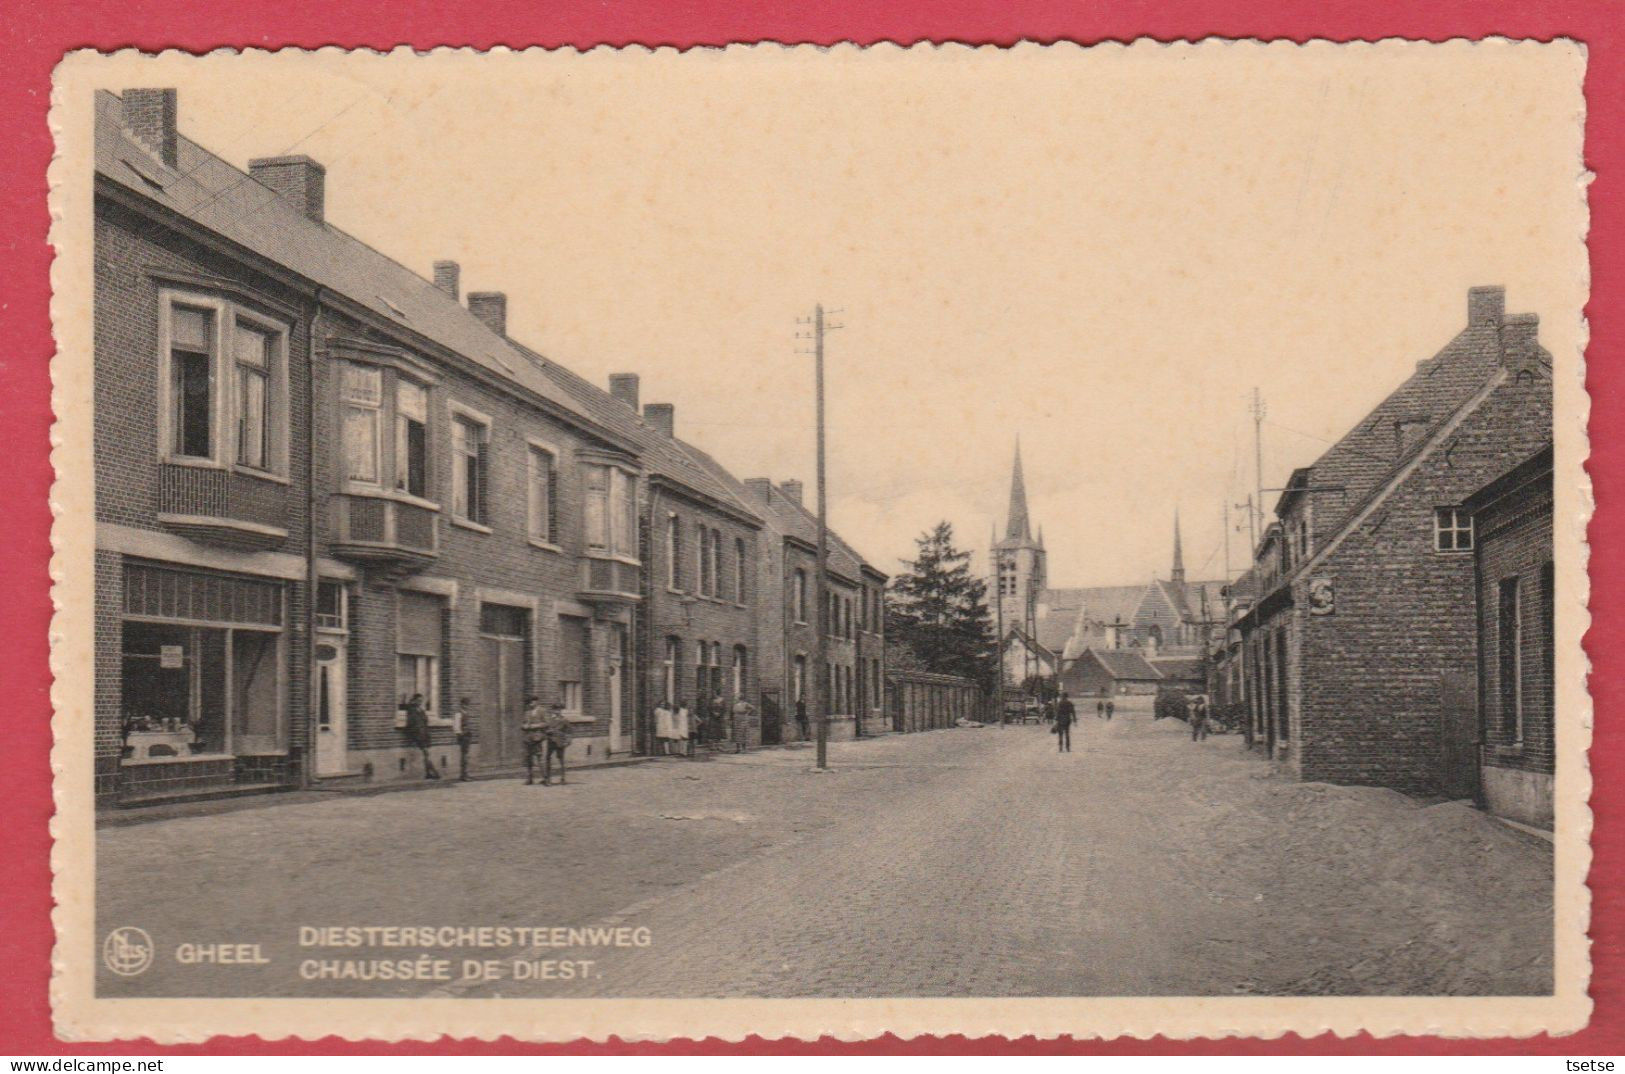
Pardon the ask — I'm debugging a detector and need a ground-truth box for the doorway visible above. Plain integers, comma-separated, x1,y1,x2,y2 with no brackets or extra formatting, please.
314,636,348,777
608,623,628,754
478,604,529,769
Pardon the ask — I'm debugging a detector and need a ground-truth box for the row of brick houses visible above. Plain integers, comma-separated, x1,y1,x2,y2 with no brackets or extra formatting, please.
1211,285,1555,827
93,87,887,807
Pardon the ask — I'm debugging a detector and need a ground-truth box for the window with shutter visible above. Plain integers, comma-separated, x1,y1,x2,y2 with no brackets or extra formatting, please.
527,444,559,546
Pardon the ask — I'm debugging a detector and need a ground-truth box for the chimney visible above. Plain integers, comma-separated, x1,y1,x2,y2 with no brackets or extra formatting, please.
248,155,326,223
1501,312,1541,372
780,480,804,506
122,88,178,168
608,374,640,411
1468,285,1505,329
467,292,507,337
743,478,774,503
643,403,675,438
432,261,460,299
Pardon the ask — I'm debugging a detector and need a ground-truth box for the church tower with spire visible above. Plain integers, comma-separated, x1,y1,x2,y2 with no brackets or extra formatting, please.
991,441,1047,656
1171,508,1186,586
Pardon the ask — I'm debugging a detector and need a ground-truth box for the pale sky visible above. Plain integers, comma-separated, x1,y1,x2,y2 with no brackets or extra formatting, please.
83,42,1586,588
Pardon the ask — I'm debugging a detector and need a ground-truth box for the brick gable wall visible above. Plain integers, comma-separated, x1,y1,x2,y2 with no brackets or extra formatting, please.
1290,372,1552,790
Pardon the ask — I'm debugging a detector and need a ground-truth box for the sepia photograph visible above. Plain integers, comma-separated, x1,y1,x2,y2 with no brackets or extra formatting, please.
46,39,1589,1042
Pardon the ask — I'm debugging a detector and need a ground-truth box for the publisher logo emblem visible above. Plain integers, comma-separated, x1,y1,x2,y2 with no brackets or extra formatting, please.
103,926,154,977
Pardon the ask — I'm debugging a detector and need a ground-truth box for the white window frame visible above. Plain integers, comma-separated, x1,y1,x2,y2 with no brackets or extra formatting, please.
526,437,561,551
447,401,494,533
157,289,290,478
1434,507,1474,553
793,569,808,624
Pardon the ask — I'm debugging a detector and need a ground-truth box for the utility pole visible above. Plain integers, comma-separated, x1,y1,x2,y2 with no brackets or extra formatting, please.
797,304,841,769
1222,499,1232,581
1236,494,1258,561
993,534,1006,726
1250,388,1267,540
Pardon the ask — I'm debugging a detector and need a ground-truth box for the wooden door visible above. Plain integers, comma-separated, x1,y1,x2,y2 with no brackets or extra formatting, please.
478,634,526,768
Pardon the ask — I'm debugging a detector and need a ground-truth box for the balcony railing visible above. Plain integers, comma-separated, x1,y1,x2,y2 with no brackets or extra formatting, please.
157,464,289,551
578,555,641,605
330,492,438,572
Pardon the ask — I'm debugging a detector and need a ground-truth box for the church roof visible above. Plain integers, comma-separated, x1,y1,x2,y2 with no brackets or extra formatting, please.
1076,649,1162,681
1158,579,1228,623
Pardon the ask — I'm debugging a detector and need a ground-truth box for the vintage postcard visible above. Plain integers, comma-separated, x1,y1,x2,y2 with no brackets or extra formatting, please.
48,40,1591,1042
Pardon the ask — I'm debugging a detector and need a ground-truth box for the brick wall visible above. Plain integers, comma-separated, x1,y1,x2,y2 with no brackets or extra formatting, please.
313,306,617,779
95,194,314,798
1293,372,1552,791
1475,473,1554,776
641,483,760,744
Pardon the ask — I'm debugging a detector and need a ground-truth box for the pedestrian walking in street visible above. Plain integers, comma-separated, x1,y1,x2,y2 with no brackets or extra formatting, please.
730,694,755,754
1097,697,1106,720
541,701,572,785
521,696,545,785
1190,694,1210,742
1054,691,1076,753
795,696,810,742
402,693,440,780
452,696,474,781
1105,698,1115,721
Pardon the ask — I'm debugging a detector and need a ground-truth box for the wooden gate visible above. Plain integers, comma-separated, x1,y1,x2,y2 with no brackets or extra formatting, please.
760,687,783,746
1438,670,1480,800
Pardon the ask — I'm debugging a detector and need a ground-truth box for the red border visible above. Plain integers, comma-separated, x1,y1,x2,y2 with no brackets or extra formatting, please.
1,0,1617,1055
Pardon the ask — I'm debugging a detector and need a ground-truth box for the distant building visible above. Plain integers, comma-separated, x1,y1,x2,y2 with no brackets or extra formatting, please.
990,442,1047,685
1235,286,1553,792
1061,649,1163,697
1466,444,1554,828
740,477,887,744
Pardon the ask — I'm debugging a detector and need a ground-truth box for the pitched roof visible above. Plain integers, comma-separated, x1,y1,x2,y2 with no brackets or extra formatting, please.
1079,649,1162,681
94,91,603,432
1004,625,1057,662
1162,580,1227,623
1289,306,1543,546
735,480,877,586
1043,585,1146,628
512,341,761,527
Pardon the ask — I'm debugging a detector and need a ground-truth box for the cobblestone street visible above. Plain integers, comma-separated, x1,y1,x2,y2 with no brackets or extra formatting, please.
97,698,1552,999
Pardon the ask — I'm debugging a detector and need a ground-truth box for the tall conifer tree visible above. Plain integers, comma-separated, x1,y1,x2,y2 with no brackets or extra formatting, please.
886,522,996,688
